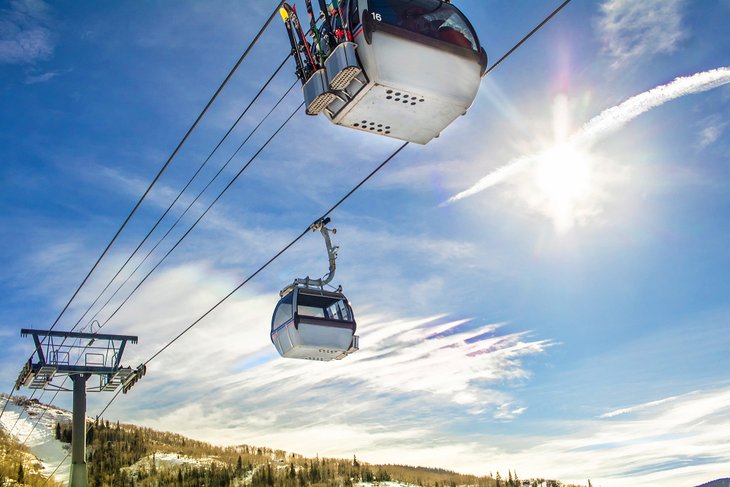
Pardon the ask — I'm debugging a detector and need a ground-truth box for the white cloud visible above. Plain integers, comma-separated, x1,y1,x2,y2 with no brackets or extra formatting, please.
597,0,687,68
698,125,722,148
285,386,727,485
100,313,730,487
493,403,528,421
696,116,727,150
108,263,550,410
8,197,730,486
0,0,54,65
511,388,730,486
24,69,61,84
7,238,98,312
573,68,730,147
56,262,553,470
599,395,681,419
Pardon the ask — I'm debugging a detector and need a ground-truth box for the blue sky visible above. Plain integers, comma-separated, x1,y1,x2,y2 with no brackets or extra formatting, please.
1,0,730,485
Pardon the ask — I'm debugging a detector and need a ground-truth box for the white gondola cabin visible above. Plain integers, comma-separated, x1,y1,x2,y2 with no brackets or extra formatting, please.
284,0,487,144
271,287,359,361
269,218,359,361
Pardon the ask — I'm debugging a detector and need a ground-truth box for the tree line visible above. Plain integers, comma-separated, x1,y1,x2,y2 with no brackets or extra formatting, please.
51,417,586,487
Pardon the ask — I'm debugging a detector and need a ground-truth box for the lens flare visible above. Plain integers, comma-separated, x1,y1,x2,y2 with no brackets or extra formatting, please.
533,143,594,232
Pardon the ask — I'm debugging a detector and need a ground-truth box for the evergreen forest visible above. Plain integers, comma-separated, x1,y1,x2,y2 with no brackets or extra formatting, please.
52,417,585,487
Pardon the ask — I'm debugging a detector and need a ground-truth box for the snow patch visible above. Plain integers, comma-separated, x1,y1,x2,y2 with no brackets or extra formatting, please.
123,451,227,474
0,396,72,483
355,482,420,487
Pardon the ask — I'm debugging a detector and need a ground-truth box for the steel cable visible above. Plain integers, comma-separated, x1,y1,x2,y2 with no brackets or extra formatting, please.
0,1,285,425
35,0,575,481
12,82,300,446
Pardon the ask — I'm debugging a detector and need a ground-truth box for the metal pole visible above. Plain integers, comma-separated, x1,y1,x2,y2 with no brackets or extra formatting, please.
69,374,90,487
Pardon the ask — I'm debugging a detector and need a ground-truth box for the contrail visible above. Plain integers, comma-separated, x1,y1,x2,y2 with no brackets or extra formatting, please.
445,67,730,205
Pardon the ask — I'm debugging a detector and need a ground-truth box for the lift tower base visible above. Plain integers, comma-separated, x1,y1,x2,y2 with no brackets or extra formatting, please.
69,374,90,487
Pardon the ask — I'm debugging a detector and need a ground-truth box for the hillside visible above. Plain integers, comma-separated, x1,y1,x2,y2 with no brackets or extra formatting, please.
0,407,63,487
3,395,583,487
696,480,730,487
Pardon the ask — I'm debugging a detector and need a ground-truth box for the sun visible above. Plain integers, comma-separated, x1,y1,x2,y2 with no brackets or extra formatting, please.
531,142,596,233
519,93,601,233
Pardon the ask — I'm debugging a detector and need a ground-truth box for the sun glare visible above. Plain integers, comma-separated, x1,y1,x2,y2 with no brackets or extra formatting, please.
532,143,595,232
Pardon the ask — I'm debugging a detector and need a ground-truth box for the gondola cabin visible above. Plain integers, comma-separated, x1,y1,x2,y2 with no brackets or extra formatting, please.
294,0,487,145
271,286,359,361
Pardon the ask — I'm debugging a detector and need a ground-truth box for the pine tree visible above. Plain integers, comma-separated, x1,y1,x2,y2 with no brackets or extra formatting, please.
55,422,61,440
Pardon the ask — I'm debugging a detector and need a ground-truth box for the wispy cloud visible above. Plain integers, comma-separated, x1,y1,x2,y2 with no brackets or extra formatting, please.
0,0,54,65
573,68,730,147
696,115,727,150
112,265,551,411
445,67,730,205
596,0,687,68
73,263,553,467
92,272,730,486
374,387,730,485
599,395,681,419
23,69,62,84
523,388,730,486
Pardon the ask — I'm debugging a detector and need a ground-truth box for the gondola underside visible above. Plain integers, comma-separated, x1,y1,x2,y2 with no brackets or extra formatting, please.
272,317,359,361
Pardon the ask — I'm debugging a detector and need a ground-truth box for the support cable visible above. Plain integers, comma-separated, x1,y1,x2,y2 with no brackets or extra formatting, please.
483,0,573,78
46,0,286,336
9,57,293,438
37,98,305,484
101,99,304,328
13,83,299,445
4,74,292,440
144,141,410,366
0,0,285,424
73,54,292,336
0,392,14,428
20,391,58,447
4,389,44,437
140,0,576,402
38,1,574,479
89,80,299,332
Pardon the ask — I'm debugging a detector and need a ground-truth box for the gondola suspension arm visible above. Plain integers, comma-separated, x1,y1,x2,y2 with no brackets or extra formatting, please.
280,217,339,296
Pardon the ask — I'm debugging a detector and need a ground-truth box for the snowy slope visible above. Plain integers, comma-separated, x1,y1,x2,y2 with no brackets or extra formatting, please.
355,482,420,487
123,452,228,474
0,396,72,483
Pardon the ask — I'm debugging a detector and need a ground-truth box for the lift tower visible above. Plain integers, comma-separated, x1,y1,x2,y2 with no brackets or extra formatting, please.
15,329,142,487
